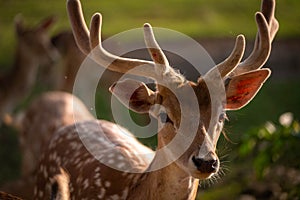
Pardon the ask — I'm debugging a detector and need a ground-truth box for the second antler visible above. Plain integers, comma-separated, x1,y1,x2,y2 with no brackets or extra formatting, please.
229,0,279,76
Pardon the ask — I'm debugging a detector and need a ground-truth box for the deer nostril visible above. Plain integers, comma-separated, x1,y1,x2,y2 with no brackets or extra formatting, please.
211,159,219,169
192,156,219,173
192,156,203,168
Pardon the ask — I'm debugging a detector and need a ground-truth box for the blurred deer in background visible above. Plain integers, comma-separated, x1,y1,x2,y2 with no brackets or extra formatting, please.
40,30,86,92
0,16,60,196
19,92,93,177
0,91,94,199
0,15,59,120
34,0,278,199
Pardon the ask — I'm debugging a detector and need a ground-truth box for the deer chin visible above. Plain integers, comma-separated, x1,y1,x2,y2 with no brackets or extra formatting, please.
189,167,218,180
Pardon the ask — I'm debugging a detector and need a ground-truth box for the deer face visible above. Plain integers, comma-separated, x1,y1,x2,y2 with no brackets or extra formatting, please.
110,67,270,179
154,80,222,179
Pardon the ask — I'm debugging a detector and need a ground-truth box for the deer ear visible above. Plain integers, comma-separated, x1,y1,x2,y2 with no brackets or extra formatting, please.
225,69,270,110
109,79,157,113
36,16,57,32
14,14,25,35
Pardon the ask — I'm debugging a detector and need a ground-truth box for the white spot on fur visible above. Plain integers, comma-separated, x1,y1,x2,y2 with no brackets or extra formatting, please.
70,184,74,193
108,159,115,164
38,190,43,198
117,155,124,160
74,157,81,165
121,187,129,199
76,176,82,184
97,188,106,199
108,153,115,158
83,179,89,189
117,162,126,169
94,173,100,178
110,194,120,200
95,166,100,172
95,178,101,187
104,181,111,188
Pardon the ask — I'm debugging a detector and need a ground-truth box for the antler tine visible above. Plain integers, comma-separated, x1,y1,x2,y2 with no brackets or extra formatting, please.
89,13,102,50
67,0,156,77
143,23,171,74
261,0,279,40
88,12,157,77
205,34,245,79
231,12,270,75
67,0,91,55
230,0,279,76
144,23,187,84
143,23,169,66
143,23,186,85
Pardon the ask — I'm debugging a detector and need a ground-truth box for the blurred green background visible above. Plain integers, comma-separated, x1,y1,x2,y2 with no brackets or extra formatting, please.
0,0,300,199
0,0,299,67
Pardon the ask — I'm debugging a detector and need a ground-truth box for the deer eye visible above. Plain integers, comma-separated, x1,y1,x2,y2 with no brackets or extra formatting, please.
218,112,228,123
159,112,173,125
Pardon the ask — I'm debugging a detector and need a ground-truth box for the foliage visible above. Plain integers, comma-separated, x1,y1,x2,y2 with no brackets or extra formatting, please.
198,112,300,199
226,80,300,138
237,112,300,178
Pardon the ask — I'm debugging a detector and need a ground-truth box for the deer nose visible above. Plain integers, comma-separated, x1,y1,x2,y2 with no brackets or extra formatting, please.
192,156,219,173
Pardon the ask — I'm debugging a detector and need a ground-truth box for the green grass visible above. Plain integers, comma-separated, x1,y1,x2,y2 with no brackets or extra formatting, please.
0,0,299,67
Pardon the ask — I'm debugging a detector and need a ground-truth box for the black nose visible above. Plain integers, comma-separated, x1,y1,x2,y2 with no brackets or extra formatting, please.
192,156,219,173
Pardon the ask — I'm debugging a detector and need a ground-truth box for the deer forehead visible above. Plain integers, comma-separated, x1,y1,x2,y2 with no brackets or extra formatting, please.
160,81,221,120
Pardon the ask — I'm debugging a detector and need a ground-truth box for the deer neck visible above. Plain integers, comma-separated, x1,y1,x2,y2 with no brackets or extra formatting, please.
128,125,199,200
0,44,39,114
12,45,39,88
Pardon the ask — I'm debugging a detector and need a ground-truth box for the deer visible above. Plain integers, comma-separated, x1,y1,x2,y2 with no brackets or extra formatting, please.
0,91,94,199
0,15,59,120
34,0,278,199
19,91,94,177
38,30,86,92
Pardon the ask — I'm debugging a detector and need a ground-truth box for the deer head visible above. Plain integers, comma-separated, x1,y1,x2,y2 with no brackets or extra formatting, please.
14,15,59,66
0,15,60,119
67,0,278,180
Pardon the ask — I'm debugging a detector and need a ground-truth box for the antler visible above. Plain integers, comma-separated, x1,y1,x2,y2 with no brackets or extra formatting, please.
229,0,279,76
67,0,247,83
67,0,184,83
204,34,245,79
67,0,276,83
